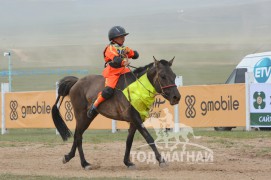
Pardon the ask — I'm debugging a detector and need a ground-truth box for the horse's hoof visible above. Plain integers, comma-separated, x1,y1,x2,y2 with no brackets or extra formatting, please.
127,164,136,170
159,162,168,168
84,165,92,170
62,157,67,164
84,164,100,170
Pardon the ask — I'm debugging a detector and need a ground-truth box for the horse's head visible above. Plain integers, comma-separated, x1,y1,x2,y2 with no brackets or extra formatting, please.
149,57,181,105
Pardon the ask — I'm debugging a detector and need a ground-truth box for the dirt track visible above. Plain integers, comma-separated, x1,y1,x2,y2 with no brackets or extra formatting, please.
0,137,271,180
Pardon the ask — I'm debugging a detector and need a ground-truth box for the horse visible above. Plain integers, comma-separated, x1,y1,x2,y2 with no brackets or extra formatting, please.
51,57,181,170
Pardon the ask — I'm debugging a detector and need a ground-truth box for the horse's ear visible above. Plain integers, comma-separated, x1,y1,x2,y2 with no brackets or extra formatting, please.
169,56,175,66
153,56,159,67
153,56,158,62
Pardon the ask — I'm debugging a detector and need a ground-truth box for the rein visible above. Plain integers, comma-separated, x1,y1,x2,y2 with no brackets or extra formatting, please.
128,63,176,98
128,66,157,97
127,64,138,69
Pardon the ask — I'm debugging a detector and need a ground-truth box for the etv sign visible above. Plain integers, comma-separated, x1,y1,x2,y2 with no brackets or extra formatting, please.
254,57,271,83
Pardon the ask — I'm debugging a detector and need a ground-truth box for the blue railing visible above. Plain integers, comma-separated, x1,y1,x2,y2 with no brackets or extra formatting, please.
0,69,89,76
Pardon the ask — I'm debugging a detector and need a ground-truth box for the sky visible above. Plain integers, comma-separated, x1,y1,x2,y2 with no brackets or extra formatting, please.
1,0,270,46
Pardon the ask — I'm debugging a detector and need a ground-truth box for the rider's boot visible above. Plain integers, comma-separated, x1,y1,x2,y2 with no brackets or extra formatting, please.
87,94,105,119
87,104,98,119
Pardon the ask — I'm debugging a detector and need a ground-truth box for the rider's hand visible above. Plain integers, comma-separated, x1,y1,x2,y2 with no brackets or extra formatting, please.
124,49,129,55
122,59,130,66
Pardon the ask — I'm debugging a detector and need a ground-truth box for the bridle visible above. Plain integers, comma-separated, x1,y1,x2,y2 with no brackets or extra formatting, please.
153,62,177,97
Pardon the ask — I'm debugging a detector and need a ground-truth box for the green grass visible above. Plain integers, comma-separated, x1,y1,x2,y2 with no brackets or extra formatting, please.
206,138,236,147
193,129,271,139
0,129,147,146
1,129,271,146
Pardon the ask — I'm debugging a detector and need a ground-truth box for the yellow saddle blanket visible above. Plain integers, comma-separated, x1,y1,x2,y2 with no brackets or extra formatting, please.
122,73,156,120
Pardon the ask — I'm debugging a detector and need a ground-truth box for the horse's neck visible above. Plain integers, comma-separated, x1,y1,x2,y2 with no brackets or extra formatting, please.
139,67,155,84
116,66,155,90
136,68,148,78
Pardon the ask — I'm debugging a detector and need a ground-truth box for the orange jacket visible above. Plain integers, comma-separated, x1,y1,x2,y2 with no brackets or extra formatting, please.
102,43,136,77
104,43,135,66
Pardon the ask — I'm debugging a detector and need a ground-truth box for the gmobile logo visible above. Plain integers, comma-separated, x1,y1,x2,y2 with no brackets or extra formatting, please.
131,108,214,164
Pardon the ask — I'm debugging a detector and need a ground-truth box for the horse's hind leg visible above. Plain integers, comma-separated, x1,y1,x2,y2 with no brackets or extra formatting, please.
76,112,98,170
65,109,97,170
124,122,137,168
63,129,78,164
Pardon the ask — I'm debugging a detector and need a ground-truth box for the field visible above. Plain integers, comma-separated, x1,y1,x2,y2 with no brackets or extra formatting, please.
0,43,262,92
1,129,271,180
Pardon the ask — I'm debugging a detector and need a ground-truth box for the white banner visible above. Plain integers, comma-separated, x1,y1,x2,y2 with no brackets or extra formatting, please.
250,83,271,126
250,83,271,113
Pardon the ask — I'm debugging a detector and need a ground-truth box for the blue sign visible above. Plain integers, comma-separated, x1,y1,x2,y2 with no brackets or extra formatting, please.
254,57,271,83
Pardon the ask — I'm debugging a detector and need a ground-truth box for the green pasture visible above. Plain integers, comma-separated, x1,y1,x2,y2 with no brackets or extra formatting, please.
0,66,99,92
0,64,233,92
1,128,271,146
1,41,271,91
0,43,248,92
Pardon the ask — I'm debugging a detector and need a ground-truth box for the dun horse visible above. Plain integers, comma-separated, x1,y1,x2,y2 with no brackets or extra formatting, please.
52,57,181,169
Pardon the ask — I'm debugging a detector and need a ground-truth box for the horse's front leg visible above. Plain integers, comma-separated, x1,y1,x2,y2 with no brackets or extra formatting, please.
123,122,137,168
130,107,166,167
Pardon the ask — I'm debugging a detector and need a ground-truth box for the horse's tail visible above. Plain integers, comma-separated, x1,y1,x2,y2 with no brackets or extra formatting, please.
52,76,79,141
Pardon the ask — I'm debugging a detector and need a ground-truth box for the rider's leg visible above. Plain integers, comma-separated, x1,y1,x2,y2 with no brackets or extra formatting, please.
95,86,114,108
87,76,118,118
92,92,105,109
87,86,115,118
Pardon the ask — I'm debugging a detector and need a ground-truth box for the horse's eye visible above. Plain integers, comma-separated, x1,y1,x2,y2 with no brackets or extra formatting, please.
161,75,166,79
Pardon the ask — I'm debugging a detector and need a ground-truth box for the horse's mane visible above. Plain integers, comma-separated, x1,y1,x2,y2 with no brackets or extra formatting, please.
116,60,170,89
132,60,169,75
132,62,154,75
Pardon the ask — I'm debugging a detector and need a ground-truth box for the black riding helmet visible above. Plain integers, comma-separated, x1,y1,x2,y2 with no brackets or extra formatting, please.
108,26,129,41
